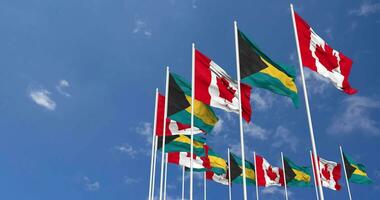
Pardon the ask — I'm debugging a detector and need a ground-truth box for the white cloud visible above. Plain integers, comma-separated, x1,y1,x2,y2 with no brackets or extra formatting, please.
328,96,380,135
133,19,152,37
261,187,291,197
350,1,380,16
56,79,71,97
124,177,141,184
191,0,198,8
271,126,299,152
29,88,56,111
251,91,275,111
244,123,269,140
115,143,138,158
136,122,153,143
213,119,224,135
83,176,100,191
301,69,330,95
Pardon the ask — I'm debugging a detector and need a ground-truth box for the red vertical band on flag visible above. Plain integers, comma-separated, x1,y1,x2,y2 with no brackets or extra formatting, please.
195,49,212,105
255,155,266,186
333,164,342,190
155,94,165,136
241,83,252,122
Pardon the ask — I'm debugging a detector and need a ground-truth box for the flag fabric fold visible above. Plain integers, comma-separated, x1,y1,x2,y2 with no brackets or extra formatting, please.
206,171,229,185
294,12,357,95
157,135,205,155
168,73,219,133
229,153,255,185
195,49,252,122
317,157,342,191
343,152,372,184
156,93,202,136
237,29,299,107
283,156,311,187
255,154,284,187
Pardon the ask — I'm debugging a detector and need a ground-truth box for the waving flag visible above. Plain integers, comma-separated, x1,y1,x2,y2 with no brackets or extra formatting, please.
167,152,207,170
238,30,299,107
195,49,252,122
318,157,342,190
343,152,372,184
294,12,357,94
156,93,202,136
168,73,218,133
255,154,284,187
283,156,311,187
206,171,229,185
229,153,255,185
157,135,205,155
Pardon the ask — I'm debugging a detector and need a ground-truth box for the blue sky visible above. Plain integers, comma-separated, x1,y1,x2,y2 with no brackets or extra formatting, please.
0,0,379,199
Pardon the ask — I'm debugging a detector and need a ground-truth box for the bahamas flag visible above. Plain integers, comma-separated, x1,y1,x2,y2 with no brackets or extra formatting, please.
229,153,255,185
283,156,311,187
237,30,299,107
343,152,372,184
191,145,228,175
157,135,205,155
168,73,218,133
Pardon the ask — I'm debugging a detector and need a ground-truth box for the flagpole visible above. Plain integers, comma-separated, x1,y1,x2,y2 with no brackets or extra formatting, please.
204,171,207,200
182,166,185,200
253,151,259,200
163,153,168,200
310,150,320,200
290,4,324,200
340,146,353,200
281,152,289,200
159,66,170,200
228,148,232,200
151,135,158,200
190,42,196,200
149,89,159,200
233,20,248,200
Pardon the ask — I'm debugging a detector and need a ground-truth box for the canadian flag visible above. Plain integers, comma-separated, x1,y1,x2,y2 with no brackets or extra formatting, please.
316,157,342,191
156,93,202,136
294,11,357,95
195,49,252,122
255,154,284,187
206,171,229,185
167,152,209,170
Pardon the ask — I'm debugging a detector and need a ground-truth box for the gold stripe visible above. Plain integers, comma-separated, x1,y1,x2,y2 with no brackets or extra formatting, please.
209,155,227,169
293,169,311,182
260,58,298,93
174,135,204,149
185,96,218,126
245,168,255,180
352,164,368,177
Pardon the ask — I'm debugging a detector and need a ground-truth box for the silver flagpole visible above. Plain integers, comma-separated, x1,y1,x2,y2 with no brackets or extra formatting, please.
182,166,185,200
190,43,195,200
281,152,289,200
163,153,168,200
290,4,324,200
310,150,320,200
151,135,158,200
228,148,232,200
233,20,248,200
253,151,259,200
159,67,170,200
204,171,207,200
149,89,159,200
340,146,353,200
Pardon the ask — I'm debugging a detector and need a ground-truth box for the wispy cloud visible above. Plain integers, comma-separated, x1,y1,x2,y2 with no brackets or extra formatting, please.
301,69,330,95
124,177,141,184
213,119,224,135
349,1,380,16
114,143,138,158
83,176,100,191
136,122,153,143
56,79,71,97
29,88,56,111
271,126,299,152
191,0,198,9
328,96,380,135
244,123,269,140
133,19,152,37
261,187,291,197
